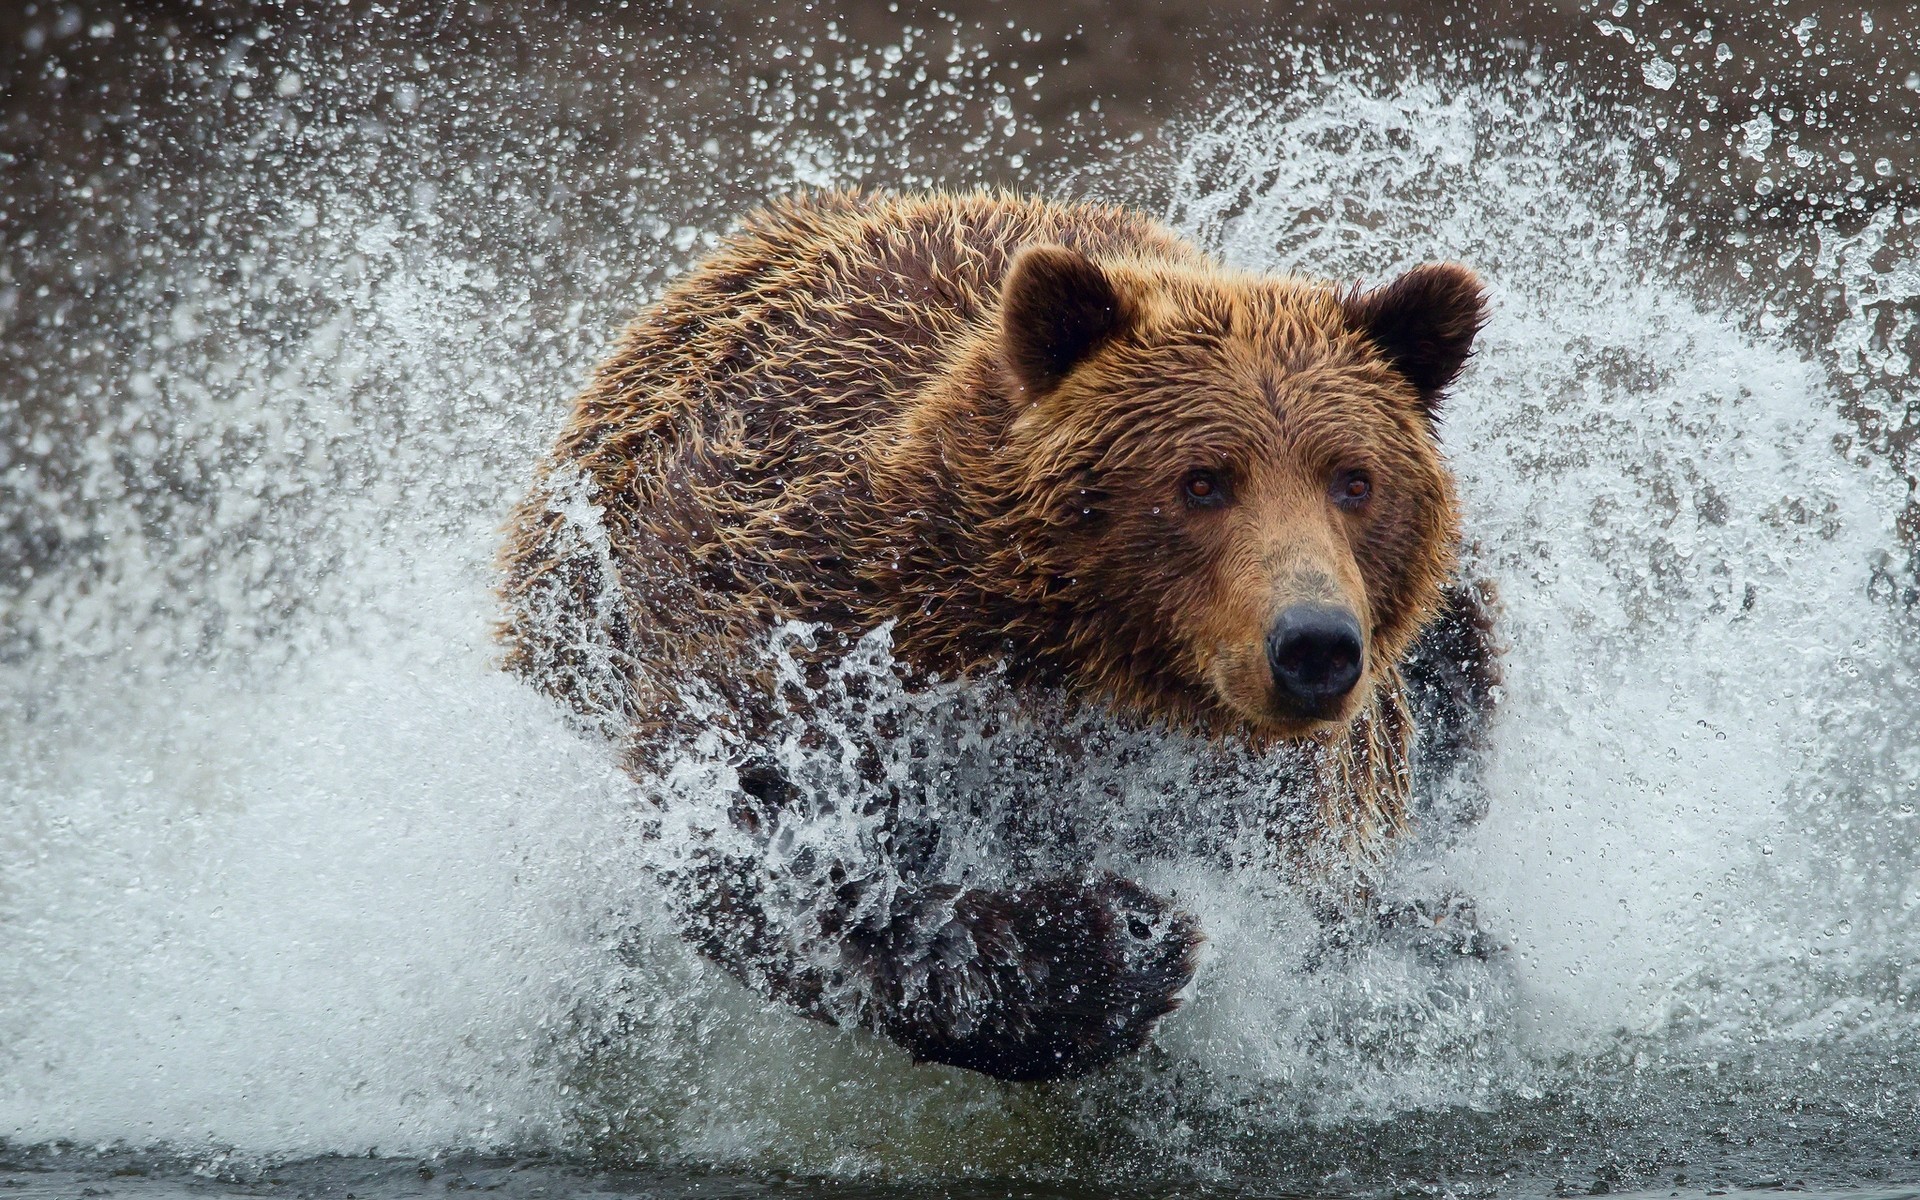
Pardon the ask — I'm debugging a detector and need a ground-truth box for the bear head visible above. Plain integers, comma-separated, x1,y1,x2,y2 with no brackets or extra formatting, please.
984,244,1487,743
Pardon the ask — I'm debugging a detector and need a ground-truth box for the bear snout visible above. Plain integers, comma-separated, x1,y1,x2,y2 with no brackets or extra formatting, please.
1266,604,1365,718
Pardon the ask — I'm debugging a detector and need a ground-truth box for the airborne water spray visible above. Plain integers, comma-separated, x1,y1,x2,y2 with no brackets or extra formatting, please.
3,8,1919,1196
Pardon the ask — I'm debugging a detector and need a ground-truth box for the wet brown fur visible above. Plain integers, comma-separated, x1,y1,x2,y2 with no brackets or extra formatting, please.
498,189,1490,1079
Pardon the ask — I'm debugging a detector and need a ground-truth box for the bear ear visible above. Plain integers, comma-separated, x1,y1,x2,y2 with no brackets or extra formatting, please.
999,244,1136,394
1343,263,1489,413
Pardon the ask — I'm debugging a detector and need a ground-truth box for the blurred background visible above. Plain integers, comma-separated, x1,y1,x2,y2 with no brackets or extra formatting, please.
5,0,1919,210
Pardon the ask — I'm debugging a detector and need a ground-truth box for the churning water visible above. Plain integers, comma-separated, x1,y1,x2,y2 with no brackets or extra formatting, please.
4,10,1919,1198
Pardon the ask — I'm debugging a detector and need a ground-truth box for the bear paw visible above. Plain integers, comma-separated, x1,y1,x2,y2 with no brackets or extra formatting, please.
864,873,1201,1082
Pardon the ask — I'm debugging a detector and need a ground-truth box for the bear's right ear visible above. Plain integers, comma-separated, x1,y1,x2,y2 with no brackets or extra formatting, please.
999,244,1135,395
1343,263,1489,414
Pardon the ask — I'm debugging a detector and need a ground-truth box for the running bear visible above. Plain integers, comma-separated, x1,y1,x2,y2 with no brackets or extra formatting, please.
499,190,1495,1081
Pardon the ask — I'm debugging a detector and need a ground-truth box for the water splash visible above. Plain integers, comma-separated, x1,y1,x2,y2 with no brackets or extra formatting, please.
1163,73,1911,1052
4,14,1919,1196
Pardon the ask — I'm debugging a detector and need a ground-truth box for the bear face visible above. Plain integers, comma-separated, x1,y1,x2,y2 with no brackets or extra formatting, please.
979,246,1486,743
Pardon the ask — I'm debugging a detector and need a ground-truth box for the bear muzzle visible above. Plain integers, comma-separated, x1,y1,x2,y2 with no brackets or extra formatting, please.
1265,604,1365,721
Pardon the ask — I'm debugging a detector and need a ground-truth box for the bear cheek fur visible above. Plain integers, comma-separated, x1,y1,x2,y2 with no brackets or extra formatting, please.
1334,363,1463,681
981,389,1218,731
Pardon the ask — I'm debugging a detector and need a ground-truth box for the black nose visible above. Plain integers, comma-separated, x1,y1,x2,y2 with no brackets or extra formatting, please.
1267,605,1364,715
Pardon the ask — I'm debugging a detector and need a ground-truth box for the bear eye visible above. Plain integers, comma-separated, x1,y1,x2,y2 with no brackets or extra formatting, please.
1332,469,1372,509
1182,469,1228,508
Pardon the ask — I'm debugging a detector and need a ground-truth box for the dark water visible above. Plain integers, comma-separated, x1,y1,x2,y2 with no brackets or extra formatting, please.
5,2,1920,1198
5,1135,1920,1200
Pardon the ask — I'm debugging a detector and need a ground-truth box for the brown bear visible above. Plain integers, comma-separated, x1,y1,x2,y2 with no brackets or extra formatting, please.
498,189,1495,1082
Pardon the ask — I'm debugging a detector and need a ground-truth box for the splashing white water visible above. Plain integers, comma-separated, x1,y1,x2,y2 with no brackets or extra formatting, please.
1166,79,1907,1048
1187,77,1920,1096
4,24,1918,1191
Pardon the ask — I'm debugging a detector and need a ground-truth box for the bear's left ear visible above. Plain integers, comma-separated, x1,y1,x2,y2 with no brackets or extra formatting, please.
1343,263,1489,414
999,244,1137,395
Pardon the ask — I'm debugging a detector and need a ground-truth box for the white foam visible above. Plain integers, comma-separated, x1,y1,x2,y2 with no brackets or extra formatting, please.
0,552,645,1153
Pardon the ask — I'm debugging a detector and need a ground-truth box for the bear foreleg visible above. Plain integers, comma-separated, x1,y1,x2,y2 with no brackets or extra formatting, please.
657,795,1201,1082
